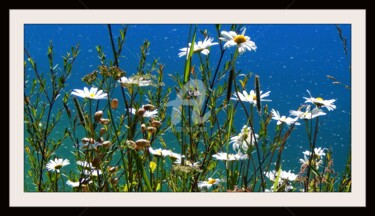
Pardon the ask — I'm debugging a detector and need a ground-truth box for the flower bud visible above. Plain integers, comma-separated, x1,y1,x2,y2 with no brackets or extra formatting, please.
151,120,162,128
82,137,90,144
100,128,106,135
92,157,101,168
141,124,146,132
147,126,157,134
136,107,146,117
126,140,136,148
100,118,110,125
135,139,150,147
143,104,156,111
102,141,111,148
94,111,103,122
110,98,119,110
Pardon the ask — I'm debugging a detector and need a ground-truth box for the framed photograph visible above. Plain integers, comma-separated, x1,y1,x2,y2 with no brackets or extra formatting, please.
10,9,365,206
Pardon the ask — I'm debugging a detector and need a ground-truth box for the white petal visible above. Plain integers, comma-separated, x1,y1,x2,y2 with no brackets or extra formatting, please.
201,49,210,55
220,31,234,40
84,87,90,95
229,31,237,37
241,28,246,36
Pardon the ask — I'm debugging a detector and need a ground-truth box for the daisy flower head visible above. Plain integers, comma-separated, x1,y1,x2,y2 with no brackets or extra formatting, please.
198,178,223,190
66,178,92,188
178,37,218,59
128,106,158,118
46,158,70,173
76,160,96,169
219,28,257,55
71,87,107,100
83,169,103,177
212,152,249,161
265,169,298,182
231,90,271,106
119,76,152,87
289,105,326,120
148,147,171,157
300,148,326,169
304,90,336,111
271,109,300,126
230,125,258,152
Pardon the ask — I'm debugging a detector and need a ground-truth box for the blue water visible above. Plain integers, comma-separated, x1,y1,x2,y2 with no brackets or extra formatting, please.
24,24,351,190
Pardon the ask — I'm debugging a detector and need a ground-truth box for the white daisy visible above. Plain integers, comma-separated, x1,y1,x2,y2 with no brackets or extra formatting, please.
303,90,336,111
178,37,219,58
219,28,257,55
290,106,326,120
79,142,100,150
198,178,223,190
265,169,298,182
76,161,96,169
46,158,70,173
230,125,258,152
271,109,300,126
83,169,103,177
168,151,182,160
71,87,107,100
148,147,171,157
300,147,326,169
173,157,200,168
66,178,92,188
119,76,151,87
231,90,271,106
212,152,248,161
129,107,158,118
270,184,294,192
303,147,326,158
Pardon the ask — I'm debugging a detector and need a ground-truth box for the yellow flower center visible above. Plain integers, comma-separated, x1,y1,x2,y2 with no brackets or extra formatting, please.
89,93,95,98
54,164,62,169
234,35,247,44
314,97,324,106
253,95,257,101
208,179,217,184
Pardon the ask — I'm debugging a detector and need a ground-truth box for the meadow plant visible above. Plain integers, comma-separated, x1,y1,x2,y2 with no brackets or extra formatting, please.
24,24,351,192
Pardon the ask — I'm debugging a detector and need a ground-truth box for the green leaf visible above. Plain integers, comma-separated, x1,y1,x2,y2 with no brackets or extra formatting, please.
73,97,86,127
183,26,196,83
273,165,282,192
156,183,161,191
133,151,152,192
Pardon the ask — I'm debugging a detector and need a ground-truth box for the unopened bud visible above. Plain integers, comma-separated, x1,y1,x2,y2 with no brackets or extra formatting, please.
100,128,106,135
126,140,136,148
94,111,103,122
141,124,146,132
147,126,157,134
110,98,119,109
100,118,110,125
92,157,101,168
136,107,146,117
143,104,156,111
151,120,162,128
108,166,118,173
111,178,119,185
102,141,111,148
82,137,90,144
135,139,150,147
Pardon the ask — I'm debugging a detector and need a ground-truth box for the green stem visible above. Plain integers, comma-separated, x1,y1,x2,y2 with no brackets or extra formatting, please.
305,117,320,191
